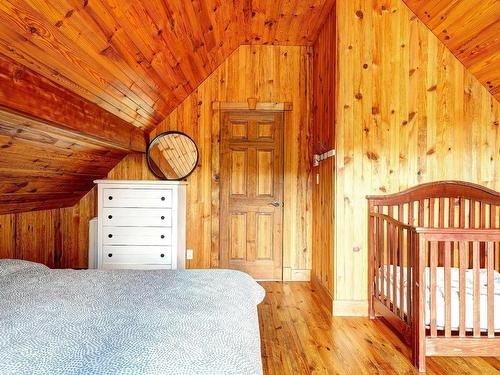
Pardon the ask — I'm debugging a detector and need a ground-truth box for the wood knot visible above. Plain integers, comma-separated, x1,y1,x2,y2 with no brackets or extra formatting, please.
366,151,379,161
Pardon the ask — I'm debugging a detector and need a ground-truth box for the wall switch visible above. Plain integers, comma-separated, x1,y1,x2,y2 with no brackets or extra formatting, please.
186,249,193,260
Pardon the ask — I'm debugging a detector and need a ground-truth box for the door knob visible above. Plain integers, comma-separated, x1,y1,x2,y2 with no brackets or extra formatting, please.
269,201,281,207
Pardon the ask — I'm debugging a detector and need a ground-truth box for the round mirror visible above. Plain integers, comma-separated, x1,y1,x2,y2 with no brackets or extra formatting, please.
147,131,199,180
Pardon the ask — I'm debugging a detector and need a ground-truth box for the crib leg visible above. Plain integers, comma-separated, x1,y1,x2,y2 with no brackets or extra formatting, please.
412,349,426,373
368,295,375,319
412,322,426,373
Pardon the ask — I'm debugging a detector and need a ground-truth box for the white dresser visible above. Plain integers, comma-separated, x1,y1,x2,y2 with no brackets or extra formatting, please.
94,180,187,270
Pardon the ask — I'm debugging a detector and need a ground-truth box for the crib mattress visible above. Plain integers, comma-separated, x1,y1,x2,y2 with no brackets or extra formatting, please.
378,266,500,331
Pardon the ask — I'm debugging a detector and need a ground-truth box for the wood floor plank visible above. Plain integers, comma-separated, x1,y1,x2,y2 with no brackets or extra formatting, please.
258,282,500,375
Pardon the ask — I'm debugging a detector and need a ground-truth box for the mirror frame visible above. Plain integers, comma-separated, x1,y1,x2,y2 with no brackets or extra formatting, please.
146,131,199,181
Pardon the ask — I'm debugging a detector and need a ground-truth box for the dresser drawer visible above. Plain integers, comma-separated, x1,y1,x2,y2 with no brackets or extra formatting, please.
102,246,172,265
102,208,173,227
101,264,172,270
102,227,172,245
103,188,173,208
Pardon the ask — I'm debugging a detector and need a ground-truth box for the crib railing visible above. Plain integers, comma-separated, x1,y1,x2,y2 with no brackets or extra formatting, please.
368,212,416,333
415,229,500,339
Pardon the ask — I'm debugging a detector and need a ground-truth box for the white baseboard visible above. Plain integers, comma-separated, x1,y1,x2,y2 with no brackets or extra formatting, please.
332,300,368,316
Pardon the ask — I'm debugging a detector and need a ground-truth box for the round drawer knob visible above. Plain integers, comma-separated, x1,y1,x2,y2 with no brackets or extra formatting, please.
108,253,113,258
108,215,113,219
161,216,165,220
108,234,113,238
160,235,165,239
108,196,113,200
160,253,165,258
161,196,166,201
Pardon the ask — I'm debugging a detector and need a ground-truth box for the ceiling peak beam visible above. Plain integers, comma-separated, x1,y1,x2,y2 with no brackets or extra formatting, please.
0,53,146,152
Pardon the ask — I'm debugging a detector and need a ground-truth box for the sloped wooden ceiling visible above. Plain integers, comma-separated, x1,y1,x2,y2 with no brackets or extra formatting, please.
404,0,500,101
0,53,146,214
0,0,335,131
0,0,335,214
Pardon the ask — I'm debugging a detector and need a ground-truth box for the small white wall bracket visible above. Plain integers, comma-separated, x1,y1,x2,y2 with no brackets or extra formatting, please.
313,149,335,166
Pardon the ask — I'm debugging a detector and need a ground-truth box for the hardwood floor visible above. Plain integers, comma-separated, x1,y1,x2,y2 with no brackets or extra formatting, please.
258,282,500,375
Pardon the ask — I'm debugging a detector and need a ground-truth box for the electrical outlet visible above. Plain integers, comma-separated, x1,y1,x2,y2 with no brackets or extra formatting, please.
186,249,193,260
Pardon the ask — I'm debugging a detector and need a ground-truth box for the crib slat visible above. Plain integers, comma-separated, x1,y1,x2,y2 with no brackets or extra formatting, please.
407,230,412,322
449,198,455,228
470,199,476,228
390,223,397,313
418,200,424,227
459,198,466,228
429,198,435,228
487,241,495,337
473,241,480,337
479,203,487,267
379,216,385,304
439,198,445,227
438,198,445,265
386,222,391,308
430,241,438,337
398,227,404,319
459,241,466,337
480,202,486,229
374,216,379,301
444,241,451,337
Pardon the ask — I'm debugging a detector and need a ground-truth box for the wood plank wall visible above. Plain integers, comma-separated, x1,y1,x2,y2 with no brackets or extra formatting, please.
311,7,336,299
152,45,313,280
0,154,156,268
1,45,313,279
334,0,499,310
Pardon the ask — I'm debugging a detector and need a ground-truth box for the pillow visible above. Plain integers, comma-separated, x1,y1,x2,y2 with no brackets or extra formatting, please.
0,259,49,278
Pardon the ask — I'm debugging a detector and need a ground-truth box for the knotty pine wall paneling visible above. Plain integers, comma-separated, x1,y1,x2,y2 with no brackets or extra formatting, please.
311,7,336,300
152,45,313,280
334,0,499,313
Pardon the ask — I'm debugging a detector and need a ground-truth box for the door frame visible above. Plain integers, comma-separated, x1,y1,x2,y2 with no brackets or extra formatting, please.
211,101,292,277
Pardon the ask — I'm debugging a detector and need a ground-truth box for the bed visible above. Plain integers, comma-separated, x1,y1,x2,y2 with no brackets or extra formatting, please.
0,260,265,375
367,181,500,372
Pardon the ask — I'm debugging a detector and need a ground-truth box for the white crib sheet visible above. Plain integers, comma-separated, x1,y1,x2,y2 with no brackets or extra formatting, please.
377,265,500,331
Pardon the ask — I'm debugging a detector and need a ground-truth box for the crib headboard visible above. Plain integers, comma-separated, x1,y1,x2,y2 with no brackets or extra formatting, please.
367,181,500,229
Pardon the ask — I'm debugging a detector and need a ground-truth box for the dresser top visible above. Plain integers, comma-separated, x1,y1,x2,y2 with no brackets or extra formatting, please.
94,179,187,185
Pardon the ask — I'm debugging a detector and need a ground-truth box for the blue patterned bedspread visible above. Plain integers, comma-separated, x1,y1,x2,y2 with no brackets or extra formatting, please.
0,260,265,375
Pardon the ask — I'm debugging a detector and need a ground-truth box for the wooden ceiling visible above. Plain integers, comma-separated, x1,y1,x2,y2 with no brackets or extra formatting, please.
0,0,335,214
0,0,335,131
0,53,144,213
0,108,128,214
404,0,500,101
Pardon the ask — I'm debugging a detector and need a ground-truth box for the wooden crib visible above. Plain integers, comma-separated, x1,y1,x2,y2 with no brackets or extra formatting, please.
367,181,500,372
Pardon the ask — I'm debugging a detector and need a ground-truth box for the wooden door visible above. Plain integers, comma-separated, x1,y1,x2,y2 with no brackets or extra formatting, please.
220,111,284,280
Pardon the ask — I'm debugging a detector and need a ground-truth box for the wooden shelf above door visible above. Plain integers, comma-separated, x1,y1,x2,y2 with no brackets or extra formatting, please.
212,102,293,112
